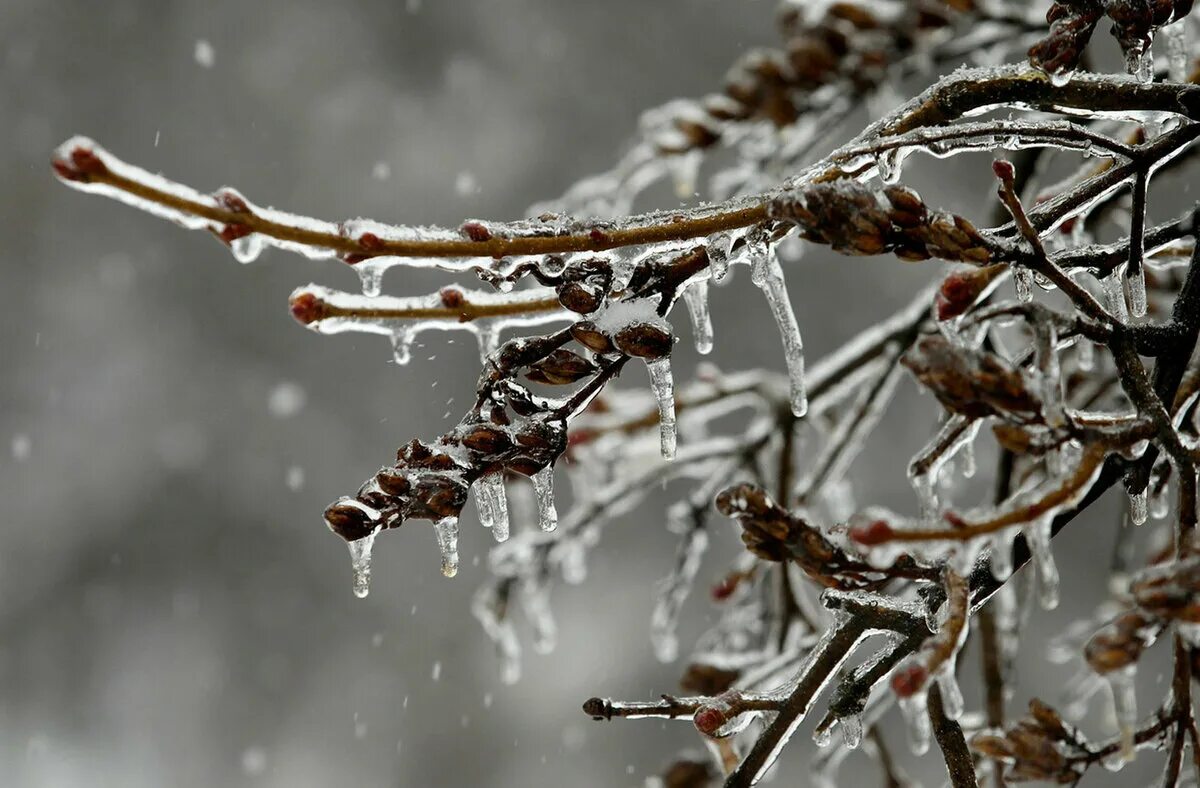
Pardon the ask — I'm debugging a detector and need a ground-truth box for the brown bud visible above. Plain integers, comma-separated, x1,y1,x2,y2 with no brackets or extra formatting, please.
289,291,326,325
461,221,491,242
557,281,606,314
460,424,513,455
613,323,673,359
570,321,615,354
526,349,598,385
324,498,378,542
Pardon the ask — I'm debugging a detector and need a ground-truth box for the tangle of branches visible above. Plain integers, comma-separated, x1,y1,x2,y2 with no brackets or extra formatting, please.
53,0,1200,785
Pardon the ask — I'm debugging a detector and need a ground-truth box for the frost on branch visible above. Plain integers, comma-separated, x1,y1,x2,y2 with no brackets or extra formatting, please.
52,0,1200,783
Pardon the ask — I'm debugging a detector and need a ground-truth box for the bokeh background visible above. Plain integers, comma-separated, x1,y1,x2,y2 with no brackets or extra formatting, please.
1,1,1171,786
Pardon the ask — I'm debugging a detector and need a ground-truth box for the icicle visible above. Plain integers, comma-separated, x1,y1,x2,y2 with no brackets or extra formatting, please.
1050,69,1074,87
1104,269,1130,323
229,232,266,264
471,585,522,684
1104,666,1138,767
667,150,702,199
1024,514,1059,610
649,528,709,662
959,434,976,478
1126,262,1147,319
936,669,965,721
1128,487,1148,526
1013,267,1034,302
840,713,863,749
390,329,413,365
474,474,510,542
1077,337,1095,371
812,723,834,748
707,233,733,283
913,473,938,521
434,516,459,578
530,466,558,532
681,279,714,355
990,528,1015,581
750,241,807,417
476,324,500,363
348,526,381,598
522,576,558,655
645,358,678,460
1126,44,1154,84
355,259,387,297
875,148,902,184
898,692,931,755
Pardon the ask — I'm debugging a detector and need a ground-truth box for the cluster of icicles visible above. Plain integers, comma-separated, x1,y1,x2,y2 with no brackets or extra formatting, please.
334,227,809,598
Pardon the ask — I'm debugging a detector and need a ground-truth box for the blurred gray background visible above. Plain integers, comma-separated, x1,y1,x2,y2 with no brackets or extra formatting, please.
1,1,1165,786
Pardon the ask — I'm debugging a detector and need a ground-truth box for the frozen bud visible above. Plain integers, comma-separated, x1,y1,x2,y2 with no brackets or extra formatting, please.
325,498,379,542
890,662,928,697
557,281,606,314
570,321,616,354
883,185,928,228
692,705,729,737
970,734,1015,761
1084,610,1156,673
936,264,1004,320
410,475,469,520
849,519,894,546
459,424,513,456
613,323,673,359
901,335,1042,421
460,221,491,242
288,291,327,325
439,286,465,309
582,697,611,720
51,145,108,182
992,158,1016,182
215,189,250,213
376,469,411,497
525,349,598,385
672,118,721,150
1028,699,1070,740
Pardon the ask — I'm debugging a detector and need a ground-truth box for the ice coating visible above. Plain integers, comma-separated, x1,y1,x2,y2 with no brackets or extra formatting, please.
681,278,714,355
645,358,678,460
434,516,460,578
348,526,382,599
1126,260,1147,318
529,465,558,532
1013,267,1034,302
898,691,931,755
1105,666,1138,765
1024,514,1059,610
291,283,567,367
649,526,709,662
471,584,522,685
1128,487,1148,526
749,238,807,417
474,474,510,542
